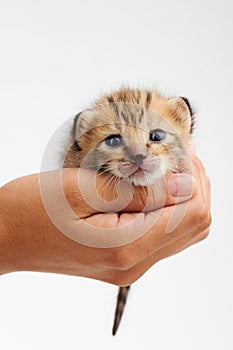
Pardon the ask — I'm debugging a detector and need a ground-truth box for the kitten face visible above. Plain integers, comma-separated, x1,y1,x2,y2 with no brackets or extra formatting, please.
65,90,193,186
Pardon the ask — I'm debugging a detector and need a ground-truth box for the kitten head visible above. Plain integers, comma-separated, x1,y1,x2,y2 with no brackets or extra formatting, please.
64,88,193,186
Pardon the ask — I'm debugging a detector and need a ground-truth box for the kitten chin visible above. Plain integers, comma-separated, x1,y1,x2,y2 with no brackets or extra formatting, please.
126,170,164,187
111,162,175,186
108,160,166,186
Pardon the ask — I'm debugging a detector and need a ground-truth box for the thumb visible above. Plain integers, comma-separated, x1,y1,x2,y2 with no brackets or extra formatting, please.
124,173,196,213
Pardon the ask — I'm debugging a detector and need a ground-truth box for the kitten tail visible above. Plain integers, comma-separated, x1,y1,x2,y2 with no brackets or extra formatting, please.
112,286,130,336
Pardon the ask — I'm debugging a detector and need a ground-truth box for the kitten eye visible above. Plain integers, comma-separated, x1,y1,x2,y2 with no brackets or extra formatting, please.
104,135,122,147
149,129,166,142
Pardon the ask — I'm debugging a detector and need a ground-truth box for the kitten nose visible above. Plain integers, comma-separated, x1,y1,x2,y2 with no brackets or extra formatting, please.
130,153,146,166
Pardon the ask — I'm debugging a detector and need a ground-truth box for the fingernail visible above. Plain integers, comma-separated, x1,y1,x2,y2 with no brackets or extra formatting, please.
168,174,194,197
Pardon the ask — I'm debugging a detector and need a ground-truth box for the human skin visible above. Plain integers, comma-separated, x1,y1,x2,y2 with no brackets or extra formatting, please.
0,152,211,286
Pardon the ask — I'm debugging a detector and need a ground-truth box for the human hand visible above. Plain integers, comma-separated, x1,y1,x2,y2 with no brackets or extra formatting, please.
0,152,211,286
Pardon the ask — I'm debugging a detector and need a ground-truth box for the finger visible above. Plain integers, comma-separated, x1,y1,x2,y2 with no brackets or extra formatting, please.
161,228,210,259
189,154,211,211
145,227,210,269
125,172,196,212
62,168,196,217
111,228,210,285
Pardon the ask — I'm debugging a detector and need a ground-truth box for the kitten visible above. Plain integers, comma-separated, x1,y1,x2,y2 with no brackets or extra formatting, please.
63,87,194,335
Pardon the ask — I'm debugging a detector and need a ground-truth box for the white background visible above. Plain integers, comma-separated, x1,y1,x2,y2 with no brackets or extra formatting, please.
0,0,232,349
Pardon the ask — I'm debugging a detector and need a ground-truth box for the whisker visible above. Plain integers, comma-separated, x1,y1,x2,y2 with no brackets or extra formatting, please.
98,174,120,198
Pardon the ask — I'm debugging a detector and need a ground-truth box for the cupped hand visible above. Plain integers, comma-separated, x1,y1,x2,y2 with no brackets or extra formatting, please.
0,152,211,286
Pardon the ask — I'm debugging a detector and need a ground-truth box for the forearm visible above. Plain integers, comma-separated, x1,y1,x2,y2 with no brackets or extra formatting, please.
0,177,62,275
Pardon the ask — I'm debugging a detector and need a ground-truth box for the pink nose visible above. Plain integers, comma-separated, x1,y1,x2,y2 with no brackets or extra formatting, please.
126,142,147,166
129,153,146,166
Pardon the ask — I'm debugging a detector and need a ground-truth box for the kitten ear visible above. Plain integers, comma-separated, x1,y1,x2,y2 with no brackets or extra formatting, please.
71,112,82,150
72,109,95,138
168,96,193,133
72,112,82,138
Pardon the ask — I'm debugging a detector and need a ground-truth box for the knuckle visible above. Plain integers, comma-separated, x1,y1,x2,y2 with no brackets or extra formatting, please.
193,229,210,245
196,207,207,223
199,209,212,232
111,270,138,287
207,210,212,226
65,190,82,209
189,206,200,224
111,247,139,270
200,229,210,241
192,205,211,232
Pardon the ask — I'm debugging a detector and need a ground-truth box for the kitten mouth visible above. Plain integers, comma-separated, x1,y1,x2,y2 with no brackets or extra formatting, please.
130,168,146,177
119,158,161,180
